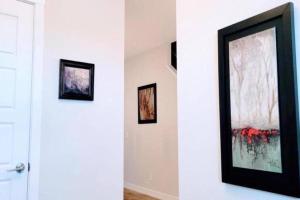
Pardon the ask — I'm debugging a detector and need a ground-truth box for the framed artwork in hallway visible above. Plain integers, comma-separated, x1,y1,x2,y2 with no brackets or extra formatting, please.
138,83,157,124
218,3,300,197
59,59,95,101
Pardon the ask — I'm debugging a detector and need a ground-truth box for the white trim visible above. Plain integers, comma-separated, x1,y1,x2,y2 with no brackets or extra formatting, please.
26,1,45,200
165,64,177,77
17,0,45,4
125,182,179,200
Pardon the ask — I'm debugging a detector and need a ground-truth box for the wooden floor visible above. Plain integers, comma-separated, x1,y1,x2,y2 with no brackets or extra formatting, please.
124,188,160,200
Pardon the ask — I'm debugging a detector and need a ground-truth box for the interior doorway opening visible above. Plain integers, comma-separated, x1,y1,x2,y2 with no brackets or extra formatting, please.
124,0,178,200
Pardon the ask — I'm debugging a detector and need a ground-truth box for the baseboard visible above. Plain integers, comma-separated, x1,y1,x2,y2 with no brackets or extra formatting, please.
124,182,178,200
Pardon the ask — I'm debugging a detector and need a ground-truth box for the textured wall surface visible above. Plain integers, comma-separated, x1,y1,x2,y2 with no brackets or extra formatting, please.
125,44,178,199
40,0,124,199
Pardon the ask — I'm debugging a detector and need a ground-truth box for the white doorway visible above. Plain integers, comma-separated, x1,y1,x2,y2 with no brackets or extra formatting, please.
124,0,178,199
0,0,34,199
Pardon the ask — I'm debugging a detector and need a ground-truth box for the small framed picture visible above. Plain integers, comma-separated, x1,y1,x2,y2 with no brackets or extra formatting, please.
218,3,300,197
138,83,157,124
59,59,94,101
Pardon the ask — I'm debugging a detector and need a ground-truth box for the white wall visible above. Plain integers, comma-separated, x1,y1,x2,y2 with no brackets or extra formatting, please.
177,0,300,200
124,44,178,200
125,0,176,59
39,0,124,200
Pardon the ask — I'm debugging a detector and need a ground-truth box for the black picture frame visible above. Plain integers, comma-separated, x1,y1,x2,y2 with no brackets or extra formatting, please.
171,41,177,70
138,83,157,124
59,59,95,101
218,3,300,197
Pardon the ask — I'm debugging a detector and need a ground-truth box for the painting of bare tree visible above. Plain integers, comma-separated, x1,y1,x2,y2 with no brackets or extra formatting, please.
229,28,282,173
64,66,90,95
138,83,157,124
59,59,94,101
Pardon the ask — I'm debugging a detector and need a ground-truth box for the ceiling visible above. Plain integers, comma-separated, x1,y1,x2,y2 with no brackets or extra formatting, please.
125,0,176,59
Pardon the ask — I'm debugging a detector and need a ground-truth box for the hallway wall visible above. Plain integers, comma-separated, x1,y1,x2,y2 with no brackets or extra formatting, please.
39,0,124,199
177,0,300,200
124,44,178,200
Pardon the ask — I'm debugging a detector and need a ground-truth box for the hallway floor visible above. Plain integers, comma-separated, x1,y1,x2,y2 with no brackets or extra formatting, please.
124,189,159,200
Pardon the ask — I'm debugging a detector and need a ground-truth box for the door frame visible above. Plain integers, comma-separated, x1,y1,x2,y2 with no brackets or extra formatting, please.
16,1,45,200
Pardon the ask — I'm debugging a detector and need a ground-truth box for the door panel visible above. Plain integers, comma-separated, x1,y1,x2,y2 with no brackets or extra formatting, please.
0,181,11,200
0,0,34,199
0,124,13,164
0,14,17,54
0,68,16,108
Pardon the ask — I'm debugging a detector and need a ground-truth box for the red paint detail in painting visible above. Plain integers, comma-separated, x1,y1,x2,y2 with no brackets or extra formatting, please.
232,128,279,144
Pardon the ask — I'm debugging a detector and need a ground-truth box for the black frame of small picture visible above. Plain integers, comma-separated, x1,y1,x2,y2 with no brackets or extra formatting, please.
171,41,177,70
59,59,95,101
138,83,157,124
218,3,300,197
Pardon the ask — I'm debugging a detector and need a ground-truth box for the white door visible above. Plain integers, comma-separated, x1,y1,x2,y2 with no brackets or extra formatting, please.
0,0,33,199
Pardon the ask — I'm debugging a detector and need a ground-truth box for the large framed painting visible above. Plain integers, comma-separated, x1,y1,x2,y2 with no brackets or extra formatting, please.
138,83,157,124
218,3,300,197
59,59,94,101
